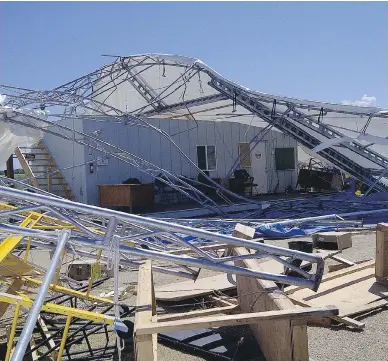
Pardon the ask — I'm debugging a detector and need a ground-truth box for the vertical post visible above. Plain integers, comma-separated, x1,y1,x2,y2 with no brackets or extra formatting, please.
5,304,21,361
11,230,70,361
47,174,52,193
24,237,32,262
376,223,388,284
6,155,15,179
134,260,157,361
56,315,72,361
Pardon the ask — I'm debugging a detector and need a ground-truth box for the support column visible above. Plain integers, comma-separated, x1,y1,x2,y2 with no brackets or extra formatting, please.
6,155,14,179
376,223,388,284
134,260,157,361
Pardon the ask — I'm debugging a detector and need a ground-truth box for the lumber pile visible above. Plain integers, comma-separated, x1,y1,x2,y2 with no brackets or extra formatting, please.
133,222,388,361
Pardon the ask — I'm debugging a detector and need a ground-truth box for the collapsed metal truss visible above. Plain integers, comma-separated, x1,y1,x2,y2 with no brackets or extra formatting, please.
0,184,325,290
2,53,388,361
0,181,327,360
2,54,388,216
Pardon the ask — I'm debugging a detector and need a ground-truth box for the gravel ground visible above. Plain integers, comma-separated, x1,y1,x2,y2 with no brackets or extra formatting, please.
1,230,387,361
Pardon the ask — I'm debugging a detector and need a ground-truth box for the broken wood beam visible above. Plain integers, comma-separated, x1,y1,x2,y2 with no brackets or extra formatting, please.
158,304,238,322
136,305,338,335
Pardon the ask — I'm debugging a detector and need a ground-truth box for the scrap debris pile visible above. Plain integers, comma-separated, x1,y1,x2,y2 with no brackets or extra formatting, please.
0,53,388,361
0,177,387,361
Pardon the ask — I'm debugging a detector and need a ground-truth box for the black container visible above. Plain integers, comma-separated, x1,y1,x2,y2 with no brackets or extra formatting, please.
288,240,313,253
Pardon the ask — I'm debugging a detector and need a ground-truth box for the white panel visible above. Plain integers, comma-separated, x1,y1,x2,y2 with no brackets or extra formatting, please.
187,121,198,178
250,142,268,193
214,122,227,178
177,119,191,177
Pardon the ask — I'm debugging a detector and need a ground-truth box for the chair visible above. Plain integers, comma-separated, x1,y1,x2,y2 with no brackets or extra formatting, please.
154,175,177,204
233,169,258,196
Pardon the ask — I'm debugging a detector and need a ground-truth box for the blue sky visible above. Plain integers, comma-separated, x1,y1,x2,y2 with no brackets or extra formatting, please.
0,1,387,107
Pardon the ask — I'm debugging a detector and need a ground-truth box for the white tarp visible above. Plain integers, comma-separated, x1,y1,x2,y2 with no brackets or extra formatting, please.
0,96,48,165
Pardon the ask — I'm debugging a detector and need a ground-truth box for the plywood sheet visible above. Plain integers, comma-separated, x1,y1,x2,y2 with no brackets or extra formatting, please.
289,264,388,316
155,273,236,301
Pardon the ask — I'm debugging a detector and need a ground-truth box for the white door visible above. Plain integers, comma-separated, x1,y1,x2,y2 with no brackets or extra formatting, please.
250,142,268,194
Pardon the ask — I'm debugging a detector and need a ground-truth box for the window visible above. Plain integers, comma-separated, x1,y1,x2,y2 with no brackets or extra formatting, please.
238,142,251,168
275,148,295,170
197,145,217,171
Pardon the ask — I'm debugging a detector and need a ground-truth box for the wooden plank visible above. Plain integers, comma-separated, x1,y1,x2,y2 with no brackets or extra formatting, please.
290,296,365,329
29,335,39,361
234,247,309,361
158,304,238,322
135,305,338,335
154,273,236,301
285,260,375,295
37,315,58,360
291,320,309,361
330,255,356,266
15,147,40,188
328,259,371,273
288,265,388,317
376,223,388,280
342,298,388,317
134,260,157,361
208,295,239,307
331,316,365,329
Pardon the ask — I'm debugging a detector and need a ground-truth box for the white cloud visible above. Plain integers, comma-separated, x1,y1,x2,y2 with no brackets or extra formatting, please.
342,94,377,107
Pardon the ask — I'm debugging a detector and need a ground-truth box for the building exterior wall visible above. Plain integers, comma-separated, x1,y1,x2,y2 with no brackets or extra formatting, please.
79,118,298,205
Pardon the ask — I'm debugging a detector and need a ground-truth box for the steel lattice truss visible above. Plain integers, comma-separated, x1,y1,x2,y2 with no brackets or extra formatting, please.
0,179,328,361
0,182,325,290
1,54,388,216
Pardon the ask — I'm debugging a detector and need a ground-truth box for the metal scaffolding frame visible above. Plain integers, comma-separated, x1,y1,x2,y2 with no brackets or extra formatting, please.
0,185,325,290
1,54,388,216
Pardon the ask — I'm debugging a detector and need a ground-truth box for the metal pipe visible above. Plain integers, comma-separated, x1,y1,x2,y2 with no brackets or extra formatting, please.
11,230,70,361
25,239,197,280
102,217,117,243
72,238,319,289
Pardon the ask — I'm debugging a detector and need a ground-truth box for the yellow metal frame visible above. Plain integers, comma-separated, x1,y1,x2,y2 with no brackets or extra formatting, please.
0,213,43,263
21,276,113,304
0,201,119,361
0,292,115,324
5,303,21,361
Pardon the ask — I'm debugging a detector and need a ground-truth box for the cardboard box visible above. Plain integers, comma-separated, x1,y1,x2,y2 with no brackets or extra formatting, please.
312,231,352,251
67,260,114,281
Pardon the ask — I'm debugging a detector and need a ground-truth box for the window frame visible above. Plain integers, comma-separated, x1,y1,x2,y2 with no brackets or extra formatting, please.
274,147,296,171
196,145,217,171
